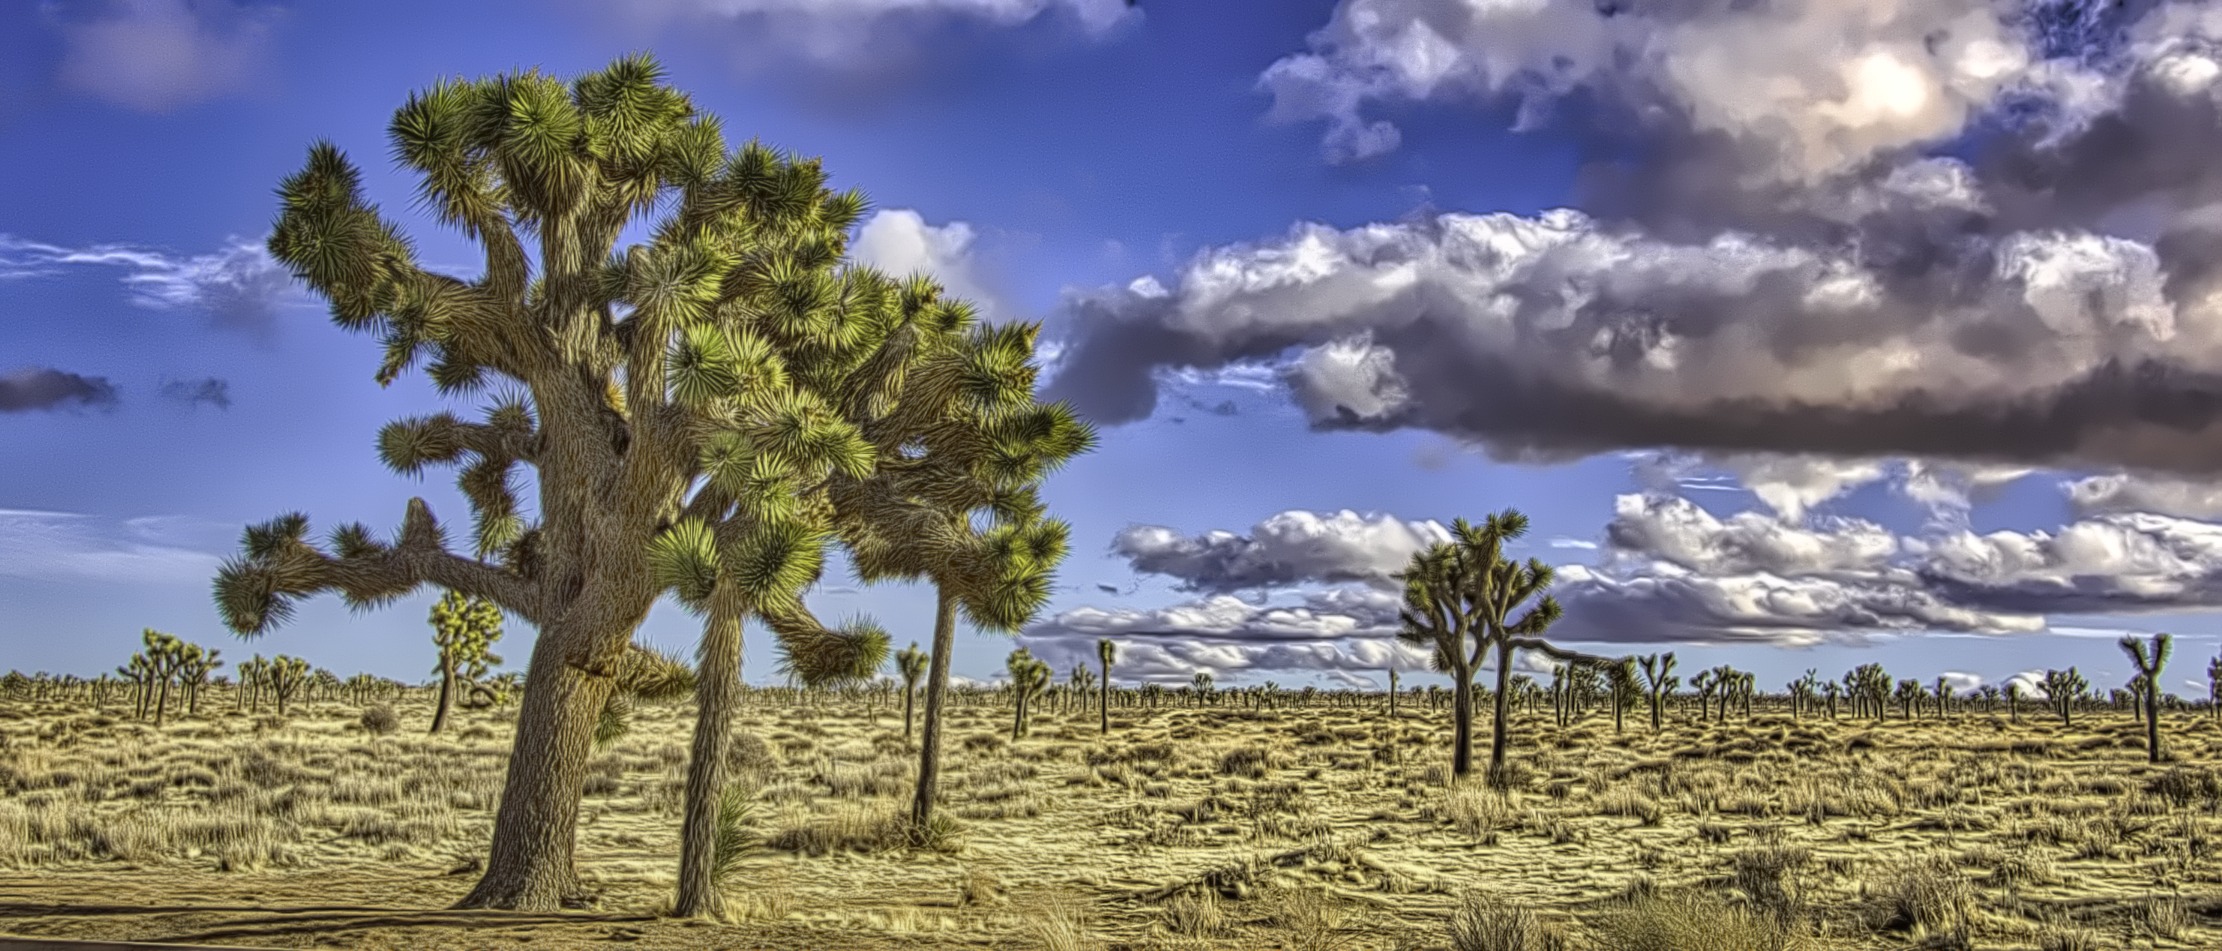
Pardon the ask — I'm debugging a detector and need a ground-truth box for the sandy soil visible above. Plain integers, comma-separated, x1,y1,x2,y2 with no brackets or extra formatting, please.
2,688,2219,949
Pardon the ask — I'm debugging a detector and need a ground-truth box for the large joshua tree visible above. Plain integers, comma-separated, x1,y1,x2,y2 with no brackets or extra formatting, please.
1396,510,1604,786
2119,633,2172,764
210,56,992,910
429,590,504,735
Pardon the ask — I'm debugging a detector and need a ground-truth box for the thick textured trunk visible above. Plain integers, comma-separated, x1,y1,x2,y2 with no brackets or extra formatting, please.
1648,692,1662,732
154,680,169,728
1488,639,1515,788
2143,689,2162,764
909,586,959,828
456,623,619,911
430,657,455,735
1098,665,1109,735
675,602,743,918
902,685,915,743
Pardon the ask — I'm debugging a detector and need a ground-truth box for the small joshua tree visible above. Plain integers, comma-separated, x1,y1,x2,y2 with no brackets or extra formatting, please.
2040,668,2087,727
895,643,928,743
1007,648,1050,740
1606,658,1641,735
2209,653,2221,723
2119,633,2172,764
1933,676,1953,719
1822,680,1841,719
429,590,504,735
1894,679,1924,720
1068,663,1094,719
1190,670,1214,706
1097,638,1117,735
2005,681,2022,723
1637,653,1677,732
268,655,311,716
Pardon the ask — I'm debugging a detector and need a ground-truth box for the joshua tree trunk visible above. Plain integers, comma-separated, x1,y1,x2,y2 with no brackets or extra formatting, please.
430,654,456,735
1450,663,1476,780
456,619,626,911
1487,639,1516,788
910,587,959,828
903,683,916,743
674,601,743,918
1098,663,1110,736
2141,683,2163,764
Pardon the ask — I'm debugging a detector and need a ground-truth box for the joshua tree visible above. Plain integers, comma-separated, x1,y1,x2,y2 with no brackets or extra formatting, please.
1068,663,1094,718
1894,679,1924,720
2119,633,2172,764
267,655,310,716
176,642,221,717
2005,681,2022,722
1007,649,1050,739
1821,681,1840,719
1395,510,1601,786
203,54,1042,912
1189,671,1215,707
1097,639,1116,735
824,317,1093,833
1606,658,1641,735
1977,684,2000,715
2209,653,2221,723
1690,669,1716,723
2040,668,2088,726
895,643,927,743
1387,667,1400,717
429,590,504,735
1933,676,1953,719
1637,653,1677,732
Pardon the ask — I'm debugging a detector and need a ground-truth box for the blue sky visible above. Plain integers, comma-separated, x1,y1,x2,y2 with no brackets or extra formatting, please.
6,0,2222,702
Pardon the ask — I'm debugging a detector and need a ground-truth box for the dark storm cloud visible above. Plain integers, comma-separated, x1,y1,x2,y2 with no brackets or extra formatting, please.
1044,0,2222,474
0,367,120,413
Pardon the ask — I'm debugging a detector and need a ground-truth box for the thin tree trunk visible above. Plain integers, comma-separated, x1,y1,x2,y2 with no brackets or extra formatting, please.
431,655,455,735
1098,662,1109,736
910,586,958,828
1488,638,1515,788
675,599,743,918
456,623,620,911
1451,668,1474,779
903,683,915,743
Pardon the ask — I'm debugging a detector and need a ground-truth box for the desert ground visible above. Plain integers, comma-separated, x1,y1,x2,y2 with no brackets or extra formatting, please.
1,687,2219,950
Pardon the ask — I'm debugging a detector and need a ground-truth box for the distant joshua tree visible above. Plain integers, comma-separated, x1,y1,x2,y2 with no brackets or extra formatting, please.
2209,653,2222,723
1007,648,1050,739
1822,681,1841,720
429,590,504,735
1606,658,1641,735
2118,633,2172,764
2005,681,2023,723
1097,639,1117,735
268,655,311,716
1190,670,1214,706
2039,668,2088,726
1977,685,2000,715
1933,676,1953,719
1387,667,1400,717
1637,653,1678,732
895,643,928,744
1894,679,1924,720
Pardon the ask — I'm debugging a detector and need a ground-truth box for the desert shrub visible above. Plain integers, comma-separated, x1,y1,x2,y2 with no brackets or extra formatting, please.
1447,890,1564,951
726,732,779,785
1865,856,1975,940
358,704,400,735
1594,891,1807,951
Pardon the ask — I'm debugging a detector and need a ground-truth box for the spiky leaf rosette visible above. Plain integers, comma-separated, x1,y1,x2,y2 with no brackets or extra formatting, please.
614,644,698,702
773,615,890,688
